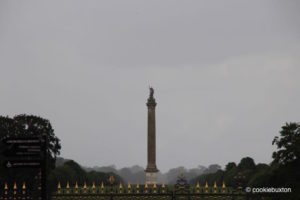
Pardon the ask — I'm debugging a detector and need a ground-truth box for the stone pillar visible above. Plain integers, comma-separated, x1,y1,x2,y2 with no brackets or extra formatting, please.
145,87,159,184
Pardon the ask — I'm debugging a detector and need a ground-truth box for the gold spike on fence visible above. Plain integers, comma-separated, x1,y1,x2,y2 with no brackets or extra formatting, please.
127,182,131,193
22,181,26,195
205,181,208,193
83,181,87,193
119,182,123,193
92,182,96,193
66,181,70,194
144,182,148,193
162,183,165,193
75,181,78,193
222,181,226,193
214,181,217,193
57,181,61,194
4,182,8,195
153,182,157,193
13,182,17,195
22,182,26,190
196,181,200,193
136,183,140,194
101,182,104,194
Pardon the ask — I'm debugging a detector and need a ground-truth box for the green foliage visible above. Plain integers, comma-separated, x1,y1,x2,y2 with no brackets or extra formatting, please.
0,114,61,199
47,160,123,193
191,157,268,187
272,122,300,165
0,114,61,171
238,157,256,171
191,122,300,200
225,162,236,171
270,123,300,200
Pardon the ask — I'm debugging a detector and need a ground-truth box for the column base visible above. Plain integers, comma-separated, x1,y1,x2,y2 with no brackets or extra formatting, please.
145,172,158,185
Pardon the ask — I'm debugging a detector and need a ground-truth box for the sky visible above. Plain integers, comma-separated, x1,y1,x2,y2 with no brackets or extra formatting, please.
0,0,300,172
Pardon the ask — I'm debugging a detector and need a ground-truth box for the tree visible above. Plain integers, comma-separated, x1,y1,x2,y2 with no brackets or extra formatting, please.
0,114,61,198
225,162,237,171
13,114,61,170
0,114,61,170
238,157,256,170
270,122,300,200
272,122,300,165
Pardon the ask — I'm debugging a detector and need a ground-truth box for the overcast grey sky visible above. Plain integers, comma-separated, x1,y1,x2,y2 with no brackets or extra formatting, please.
1,0,300,172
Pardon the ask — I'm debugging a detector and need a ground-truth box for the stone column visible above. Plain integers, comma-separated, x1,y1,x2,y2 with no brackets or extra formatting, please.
145,87,159,184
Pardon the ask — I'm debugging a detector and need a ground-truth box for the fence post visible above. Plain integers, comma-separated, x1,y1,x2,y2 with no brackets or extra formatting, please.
4,182,8,200
13,182,17,200
22,182,26,200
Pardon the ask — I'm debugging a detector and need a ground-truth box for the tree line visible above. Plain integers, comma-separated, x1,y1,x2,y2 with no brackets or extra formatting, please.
191,122,300,200
0,114,299,199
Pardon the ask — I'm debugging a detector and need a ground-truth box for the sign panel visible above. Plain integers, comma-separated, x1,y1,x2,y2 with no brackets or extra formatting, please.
2,137,43,156
3,137,41,144
1,136,47,199
4,143,41,157
5,160,41,168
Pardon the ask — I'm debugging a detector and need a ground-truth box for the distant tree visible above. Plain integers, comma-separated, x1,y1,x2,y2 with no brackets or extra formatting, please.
203,164,221,174
225,162,237,171
48,160,123,194
165,167,187,184
238,157,256,170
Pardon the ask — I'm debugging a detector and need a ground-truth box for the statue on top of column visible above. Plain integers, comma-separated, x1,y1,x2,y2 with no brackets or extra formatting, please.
149,87,154,99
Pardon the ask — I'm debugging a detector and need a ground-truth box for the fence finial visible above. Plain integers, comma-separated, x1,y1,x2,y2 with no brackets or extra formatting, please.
222,181,226,188
57,181,61,189
101,182,104,193
92,182,96,189
127,182,131,193
13,182,17,190
75,181,78,189
22,181,26,195
119,182,123,193
4,182,8,190
213,181,217,193
136,182,140,194
205,181,208,193
145,182,148,193
22,181,26,190
196,181,200,193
